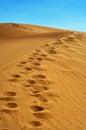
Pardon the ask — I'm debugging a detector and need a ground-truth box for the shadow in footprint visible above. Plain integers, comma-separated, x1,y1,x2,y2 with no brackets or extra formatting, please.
6,102,18,108
31,93,48,103
8,78,19,82
44,44,50,47
65,37,76,42
4,91,16,96
0,91,17,101
20,61,27,64
24,67,33,71
48,46,56,50
31,90,40,94
0,97,15,101
30,105,44,112
36,57,43,61
32,66,45,71
40,54,47,57
30,121,42,127
11,74,21,78
35,49,41,52
37,79,52,85
8,74,21,82
27,79,36,85
32,62,41,66
33,110,52,119
47,49,57,54
28,57,35,61
23,84,32,88
32,74,46,79
17,64,23,67
32,53,39,57
1,102,18,113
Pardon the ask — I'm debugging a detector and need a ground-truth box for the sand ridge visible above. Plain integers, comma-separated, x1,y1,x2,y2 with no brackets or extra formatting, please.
0,24,86,130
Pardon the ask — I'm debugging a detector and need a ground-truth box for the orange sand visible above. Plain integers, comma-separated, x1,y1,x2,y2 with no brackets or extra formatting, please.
0,23,86,130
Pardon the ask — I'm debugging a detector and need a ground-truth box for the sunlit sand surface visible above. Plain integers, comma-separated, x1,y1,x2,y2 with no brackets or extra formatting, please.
0,23,86,130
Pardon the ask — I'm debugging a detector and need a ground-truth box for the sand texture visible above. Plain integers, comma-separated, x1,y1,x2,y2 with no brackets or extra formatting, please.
0,23,86,130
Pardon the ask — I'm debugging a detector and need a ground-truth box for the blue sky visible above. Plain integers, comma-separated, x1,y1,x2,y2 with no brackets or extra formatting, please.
0,0,86,31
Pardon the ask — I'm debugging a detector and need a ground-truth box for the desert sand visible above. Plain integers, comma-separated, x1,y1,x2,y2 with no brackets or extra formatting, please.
0,23,86,130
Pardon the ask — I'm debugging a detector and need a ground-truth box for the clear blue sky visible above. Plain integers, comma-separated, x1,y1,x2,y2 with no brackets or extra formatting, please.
0,0,86,31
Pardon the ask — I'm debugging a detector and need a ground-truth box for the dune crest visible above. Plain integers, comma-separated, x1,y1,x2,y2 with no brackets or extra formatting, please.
0,23,86,130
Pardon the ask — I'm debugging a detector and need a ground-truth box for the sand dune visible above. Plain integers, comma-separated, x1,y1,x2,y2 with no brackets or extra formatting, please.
0,23,86,130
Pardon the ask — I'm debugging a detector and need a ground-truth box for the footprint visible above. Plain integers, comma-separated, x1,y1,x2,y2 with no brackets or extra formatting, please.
4,91,16,97
8,78,19,82
17,64,23,67
31,90,40,94
37,79,52,85
63,45,69,48
35,49,41,52
44,44,50,47
28,57,35,61
28,83,48,92
24,67,33,71
40,54,47,57
8,74,21,82
52,41,62,46
22,121,42,129
36,57,43,61
30,105,44,112
1,102,18,113
27,79,36,85
32,62,41,66
31,93,48,102
43,86,48,90
74,34,85,40
6,102,18,108
20,61,27,64
37,80,47,85
23,84,32,88
0,97,15,101
57,39,63,44
32,52,39,57
33,110,52,119
32,66,45,71
38,96,48,103
0,91,16,101
47,49,57,54
30,121,42,127
32,74,46,79
64,37,75,42
48,46,56,50
11,74,21,78
44,89,60,97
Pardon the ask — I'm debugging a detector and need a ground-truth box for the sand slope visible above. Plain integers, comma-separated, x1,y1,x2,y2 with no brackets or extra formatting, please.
0,24,86,130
